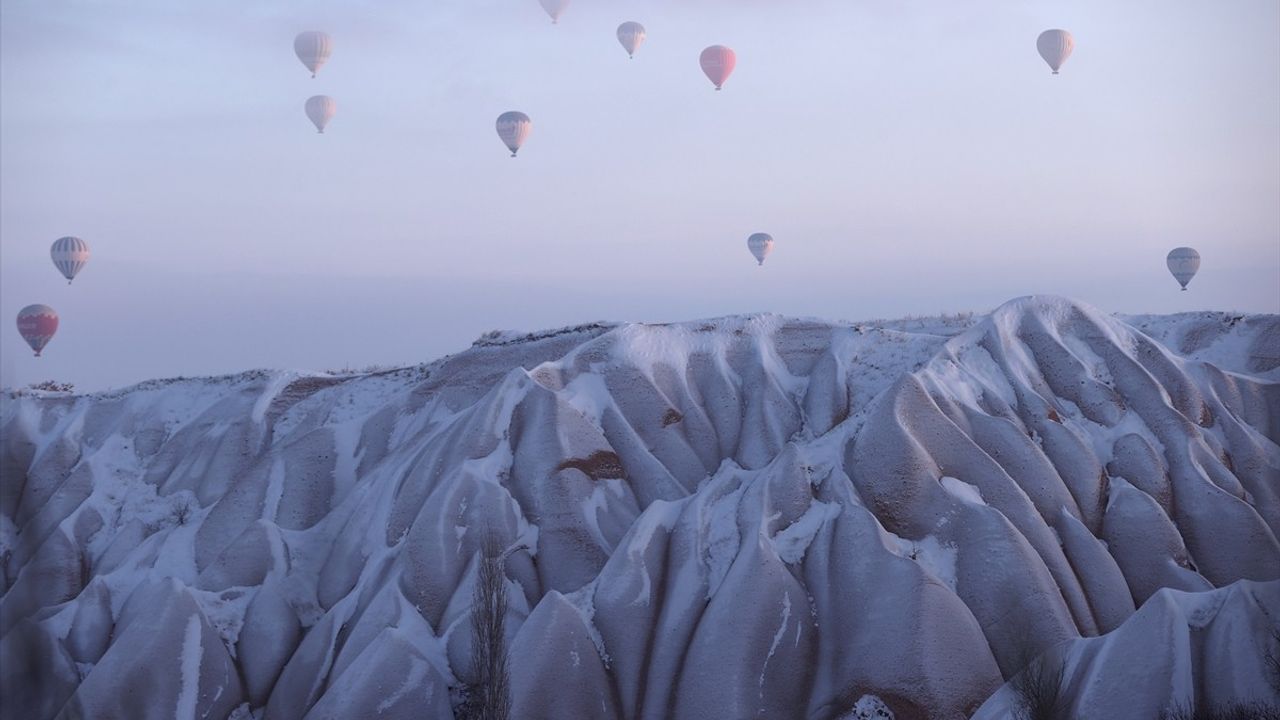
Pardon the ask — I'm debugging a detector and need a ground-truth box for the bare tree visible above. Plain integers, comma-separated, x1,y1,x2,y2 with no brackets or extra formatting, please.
1009,631,1068,720
460,530,511,720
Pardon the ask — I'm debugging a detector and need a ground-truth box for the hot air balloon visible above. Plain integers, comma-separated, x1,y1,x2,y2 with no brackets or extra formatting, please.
294,31,333,78
747,233,774,266
17,304,58,357
539,0,569,24
50,236,89,284
1167,247,1201,291
305,95,336,133
496,112,532,157
617,22,646,59
1037,29,1074,74
700,46,736,91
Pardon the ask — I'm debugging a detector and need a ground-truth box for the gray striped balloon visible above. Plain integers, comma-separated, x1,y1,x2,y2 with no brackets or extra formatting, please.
294,31,332,78
496,111,532,157
51,236,90,284
1167,247,1201,291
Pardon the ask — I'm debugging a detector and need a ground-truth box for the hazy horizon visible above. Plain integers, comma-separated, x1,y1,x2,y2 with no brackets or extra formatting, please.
3,0,1278,389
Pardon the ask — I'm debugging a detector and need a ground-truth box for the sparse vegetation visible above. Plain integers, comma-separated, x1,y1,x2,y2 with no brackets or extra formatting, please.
1008,631,1068,720
472,322,613,348
324,363,395,376
1159,701,1280,720
458,531,511,720
1010,655,1067,720
172,497,194,526
27,380,75,393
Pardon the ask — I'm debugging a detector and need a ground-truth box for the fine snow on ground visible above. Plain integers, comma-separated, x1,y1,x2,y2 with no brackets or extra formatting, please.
1,296,1277,719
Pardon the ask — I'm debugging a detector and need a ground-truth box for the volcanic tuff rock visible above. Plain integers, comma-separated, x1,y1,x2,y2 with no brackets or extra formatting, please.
1,297,1277,719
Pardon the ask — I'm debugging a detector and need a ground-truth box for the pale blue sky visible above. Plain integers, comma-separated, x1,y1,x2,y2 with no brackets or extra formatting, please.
2,0,1277,389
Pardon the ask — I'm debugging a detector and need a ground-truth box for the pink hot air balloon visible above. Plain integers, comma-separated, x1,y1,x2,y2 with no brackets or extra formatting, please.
17,304,58,357
700,45,736,90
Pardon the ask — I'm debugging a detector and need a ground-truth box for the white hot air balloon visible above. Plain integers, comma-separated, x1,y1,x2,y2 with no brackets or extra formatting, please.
50,236,89,284
305,95,336,133
617,22,646,59
539,0,569,24
1167,247,1201,291
1037,29,1074,74
496,112,532,157
294,31,333,78
747,233,774,266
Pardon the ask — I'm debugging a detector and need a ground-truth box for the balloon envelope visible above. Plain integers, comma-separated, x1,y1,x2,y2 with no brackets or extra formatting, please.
617,22,646,58
294,31,333,77
50,236,89,284
700,46,736,90
747,233,774,266
17,304,58,357
538,0,569,23
305,95,336,133
1037,29,1074,74
1167,247,1201,290
496,112,532,157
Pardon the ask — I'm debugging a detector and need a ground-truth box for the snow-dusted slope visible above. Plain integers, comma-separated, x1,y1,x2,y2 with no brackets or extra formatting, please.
972,580,1280,719
1,297,1277,720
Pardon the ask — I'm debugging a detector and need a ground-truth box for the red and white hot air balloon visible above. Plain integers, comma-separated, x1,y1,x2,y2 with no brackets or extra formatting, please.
700,45,736,90
17,304,58,357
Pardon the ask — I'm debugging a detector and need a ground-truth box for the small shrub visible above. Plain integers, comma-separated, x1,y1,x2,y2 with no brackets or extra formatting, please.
1007,629,1068,720
173,498,194,526
1011,655,1068,720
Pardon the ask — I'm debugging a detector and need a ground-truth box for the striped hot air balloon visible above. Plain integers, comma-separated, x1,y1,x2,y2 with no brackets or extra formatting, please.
294,31,333,78
17,304,58,357
496,112,532,157
617,22,646,59
1037,29,1074,74
1167,247,1201,291
700,45,736,90
50,236,89,284
305,95,336,133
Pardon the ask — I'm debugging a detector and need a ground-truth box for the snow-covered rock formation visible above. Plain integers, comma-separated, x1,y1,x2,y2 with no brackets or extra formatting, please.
1,297,1277,719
